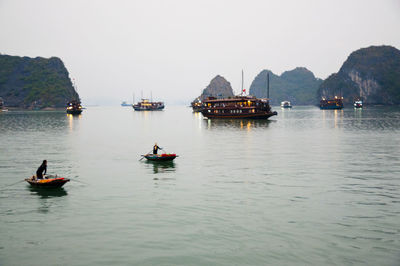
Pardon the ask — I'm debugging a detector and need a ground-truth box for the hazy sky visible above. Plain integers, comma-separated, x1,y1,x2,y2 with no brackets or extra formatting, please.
1,0,399,105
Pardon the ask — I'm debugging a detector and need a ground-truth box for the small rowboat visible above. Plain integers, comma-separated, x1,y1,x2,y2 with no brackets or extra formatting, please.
25,175,70,188
143,153,177,162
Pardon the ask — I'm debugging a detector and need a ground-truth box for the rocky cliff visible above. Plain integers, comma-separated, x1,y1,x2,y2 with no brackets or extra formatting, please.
197,75,234,100
249,67,322,105
318,45,400,105
0,54,79,108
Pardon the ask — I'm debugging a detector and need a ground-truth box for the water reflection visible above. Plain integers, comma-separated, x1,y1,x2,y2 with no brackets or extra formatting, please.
28,186,68,199
205,119,273,130
144,160,176,174
67,113,82,132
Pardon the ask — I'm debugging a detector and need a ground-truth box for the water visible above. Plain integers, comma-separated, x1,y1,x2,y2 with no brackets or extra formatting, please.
1,106,399,265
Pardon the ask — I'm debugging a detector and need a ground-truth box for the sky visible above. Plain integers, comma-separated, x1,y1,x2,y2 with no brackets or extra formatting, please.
1,0,399,105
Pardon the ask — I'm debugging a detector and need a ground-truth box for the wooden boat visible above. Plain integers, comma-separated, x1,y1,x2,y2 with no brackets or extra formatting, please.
66,100,83,114
25,175,70,188
133,99,164,111
201,96,277,119
320,97,343,110
143,153,177,161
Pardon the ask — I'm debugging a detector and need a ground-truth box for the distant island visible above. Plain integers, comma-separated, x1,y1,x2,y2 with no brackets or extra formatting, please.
0,54,79,109
318,45,400,105
249,67,323,105
193,75,234,102
194,45,400,106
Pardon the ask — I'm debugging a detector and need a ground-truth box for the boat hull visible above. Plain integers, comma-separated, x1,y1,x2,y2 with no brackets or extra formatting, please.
25,178,70,188
201,111,277,119
144,154,177,161
66,110,82,115
320,106,343,110
133,106,164,111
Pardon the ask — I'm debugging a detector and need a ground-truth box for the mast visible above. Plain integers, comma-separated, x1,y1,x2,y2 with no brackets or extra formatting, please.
267,72,270,99
241,70,244,95
132,93,135,105
151,91,153,102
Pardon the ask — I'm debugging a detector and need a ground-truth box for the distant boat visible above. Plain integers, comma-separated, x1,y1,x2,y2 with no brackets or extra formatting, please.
0,97,8,112
320,96,343,110
191,98,203,112
133,99,164,111
354,100,363,108
66,100,83,114
121,101,131,107
281,101,292,108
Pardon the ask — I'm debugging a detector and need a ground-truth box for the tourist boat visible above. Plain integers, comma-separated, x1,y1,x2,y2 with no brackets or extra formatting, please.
121,101,131,107
191,98,203,112
133,99,164,111
66,100,83,114
320,96,343,110
281,101,292,108
354,100,363,108
200,96,277,119
143,153,177,161
25,175,70,188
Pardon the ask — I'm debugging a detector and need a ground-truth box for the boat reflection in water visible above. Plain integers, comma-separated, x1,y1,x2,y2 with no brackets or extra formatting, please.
205,118,274,131
28,186,68,199
67,113,82,132
144,160,176,174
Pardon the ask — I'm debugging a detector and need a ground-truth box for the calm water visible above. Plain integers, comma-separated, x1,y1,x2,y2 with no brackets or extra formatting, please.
1,106,400,266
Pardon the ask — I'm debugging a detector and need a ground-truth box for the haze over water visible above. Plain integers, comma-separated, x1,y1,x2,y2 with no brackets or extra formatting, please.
0,106,400,265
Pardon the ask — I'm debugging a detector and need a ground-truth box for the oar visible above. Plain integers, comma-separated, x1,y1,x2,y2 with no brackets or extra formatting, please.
0,179,25,191
139,150,153,161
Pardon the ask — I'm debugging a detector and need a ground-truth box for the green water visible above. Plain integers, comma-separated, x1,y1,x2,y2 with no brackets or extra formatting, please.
0,106,399,265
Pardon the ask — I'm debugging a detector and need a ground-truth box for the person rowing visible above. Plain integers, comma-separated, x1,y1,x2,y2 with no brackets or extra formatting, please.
35,160,47,180
153,143,162,155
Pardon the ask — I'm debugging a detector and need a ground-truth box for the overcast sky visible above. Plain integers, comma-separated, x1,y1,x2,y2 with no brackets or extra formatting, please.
1,0,399,105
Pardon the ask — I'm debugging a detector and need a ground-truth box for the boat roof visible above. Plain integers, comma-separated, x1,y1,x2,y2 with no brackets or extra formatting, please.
203,96,270,103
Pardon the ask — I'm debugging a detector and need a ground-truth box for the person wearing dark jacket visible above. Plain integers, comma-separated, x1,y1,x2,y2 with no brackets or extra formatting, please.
153,143,162,154
36,160,47,179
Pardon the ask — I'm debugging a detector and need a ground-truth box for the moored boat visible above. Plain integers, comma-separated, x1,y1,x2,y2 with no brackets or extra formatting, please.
320,97,343,110
133,99,164,111
25,175,70,188
66,100,83,114
121,101,131,107
191,98,203,112
143,153,177,161
200,96,277,119
281,101,292,108
354,100,363,108
0,97,8,112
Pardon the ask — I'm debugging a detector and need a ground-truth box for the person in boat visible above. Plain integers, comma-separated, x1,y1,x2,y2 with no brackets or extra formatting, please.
36,160,47,180
153,143,162,155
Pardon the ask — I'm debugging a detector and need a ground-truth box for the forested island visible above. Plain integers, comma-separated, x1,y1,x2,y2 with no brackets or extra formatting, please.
194,45,400,106
318,45,400,105
0,54,79,109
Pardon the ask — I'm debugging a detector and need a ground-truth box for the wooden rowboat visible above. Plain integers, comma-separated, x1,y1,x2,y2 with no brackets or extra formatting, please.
25,175,70,188
143,153,177,162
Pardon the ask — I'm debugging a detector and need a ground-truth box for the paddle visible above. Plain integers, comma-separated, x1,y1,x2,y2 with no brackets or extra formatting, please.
139,150,153,161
